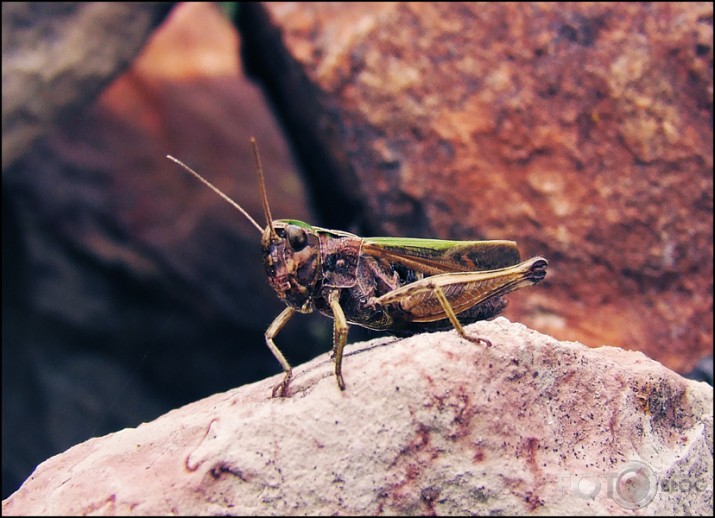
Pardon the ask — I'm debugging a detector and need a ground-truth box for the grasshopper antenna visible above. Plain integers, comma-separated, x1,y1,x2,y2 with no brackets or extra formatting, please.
166,155,264,234
250,137,278,241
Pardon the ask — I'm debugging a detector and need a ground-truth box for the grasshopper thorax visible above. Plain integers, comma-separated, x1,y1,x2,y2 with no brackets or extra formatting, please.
262,220,321,311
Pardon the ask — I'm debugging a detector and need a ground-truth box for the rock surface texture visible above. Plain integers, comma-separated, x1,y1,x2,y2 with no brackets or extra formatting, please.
3,319,712,515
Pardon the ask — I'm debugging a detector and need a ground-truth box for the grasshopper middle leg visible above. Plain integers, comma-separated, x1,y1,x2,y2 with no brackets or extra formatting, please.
328,289,349,390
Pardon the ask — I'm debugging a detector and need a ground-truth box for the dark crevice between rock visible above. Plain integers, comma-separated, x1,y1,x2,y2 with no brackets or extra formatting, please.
234,3,377,236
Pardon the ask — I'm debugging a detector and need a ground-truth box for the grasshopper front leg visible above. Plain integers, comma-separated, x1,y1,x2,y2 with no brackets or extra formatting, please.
265,306,296,397
267,293,349,395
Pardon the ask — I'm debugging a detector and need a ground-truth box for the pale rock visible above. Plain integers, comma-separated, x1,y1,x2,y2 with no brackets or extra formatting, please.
2,318,712,515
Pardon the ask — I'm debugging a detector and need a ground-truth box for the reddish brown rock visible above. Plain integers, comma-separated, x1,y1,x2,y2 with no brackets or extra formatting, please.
2,319,712,515
238,2,713,373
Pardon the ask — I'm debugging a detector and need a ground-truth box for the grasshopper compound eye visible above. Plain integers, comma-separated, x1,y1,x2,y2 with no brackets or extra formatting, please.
286,225,308,251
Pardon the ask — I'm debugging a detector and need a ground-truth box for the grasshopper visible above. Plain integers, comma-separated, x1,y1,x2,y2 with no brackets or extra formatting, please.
168,139,547,397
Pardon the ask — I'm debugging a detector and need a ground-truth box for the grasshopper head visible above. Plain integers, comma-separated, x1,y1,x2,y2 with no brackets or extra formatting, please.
262,220,321,311
167,141,323,312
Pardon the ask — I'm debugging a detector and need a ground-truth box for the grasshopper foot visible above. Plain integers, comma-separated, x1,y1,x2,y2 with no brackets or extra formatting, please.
272,370,293,398
336,373,346,391
464,334,492,347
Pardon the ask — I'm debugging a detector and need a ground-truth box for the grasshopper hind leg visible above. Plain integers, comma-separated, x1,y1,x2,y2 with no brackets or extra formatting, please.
374,257,548,346
443,296,508,346
430,282,492,347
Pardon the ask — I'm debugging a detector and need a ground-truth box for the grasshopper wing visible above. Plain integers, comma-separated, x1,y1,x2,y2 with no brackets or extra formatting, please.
361,238,520,276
